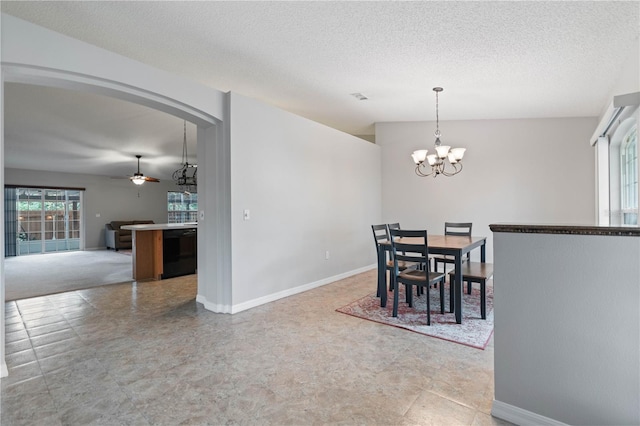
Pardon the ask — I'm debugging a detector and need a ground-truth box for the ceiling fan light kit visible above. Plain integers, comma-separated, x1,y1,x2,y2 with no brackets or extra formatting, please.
131,174,146,185
412,87,466,178
129,154,160,185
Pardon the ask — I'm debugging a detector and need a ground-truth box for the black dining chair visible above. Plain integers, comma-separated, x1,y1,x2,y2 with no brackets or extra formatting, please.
388,222,432,296
389,222,428,298
371,224,390,296
432,222,472,276
371,224,414,296
447,262,494,319
389,228,446,324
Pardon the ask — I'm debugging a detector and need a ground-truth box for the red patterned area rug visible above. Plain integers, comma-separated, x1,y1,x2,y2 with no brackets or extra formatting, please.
336,284,494,350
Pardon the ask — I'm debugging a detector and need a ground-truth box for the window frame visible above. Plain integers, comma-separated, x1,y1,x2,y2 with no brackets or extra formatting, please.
620,124,638,225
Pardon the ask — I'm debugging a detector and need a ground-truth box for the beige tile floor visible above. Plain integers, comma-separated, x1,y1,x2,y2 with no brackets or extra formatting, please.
2,270,512,425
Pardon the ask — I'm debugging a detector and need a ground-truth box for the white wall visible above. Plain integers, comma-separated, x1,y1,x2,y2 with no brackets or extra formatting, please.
5,168,175,249
375,117,597,262
229,93,381,309
1,59,6,377
492,230,640,425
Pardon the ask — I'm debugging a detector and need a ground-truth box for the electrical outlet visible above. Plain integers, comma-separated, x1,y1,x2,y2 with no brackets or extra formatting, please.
325,250,330,260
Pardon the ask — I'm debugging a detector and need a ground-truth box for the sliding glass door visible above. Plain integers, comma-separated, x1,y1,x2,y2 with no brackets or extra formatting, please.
14,187,82,255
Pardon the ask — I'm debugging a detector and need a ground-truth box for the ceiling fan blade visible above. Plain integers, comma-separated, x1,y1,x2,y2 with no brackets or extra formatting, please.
128,175,159,182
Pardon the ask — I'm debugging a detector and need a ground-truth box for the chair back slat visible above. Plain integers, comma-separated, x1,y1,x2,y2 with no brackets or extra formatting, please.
389,228,430,270
387,222,401,232
371,224,389,249
444,222,472,237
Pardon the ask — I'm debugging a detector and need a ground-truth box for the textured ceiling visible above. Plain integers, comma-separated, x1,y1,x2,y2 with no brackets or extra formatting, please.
1,1,639,178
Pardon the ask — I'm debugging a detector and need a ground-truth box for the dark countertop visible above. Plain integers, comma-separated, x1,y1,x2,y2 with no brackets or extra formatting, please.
489,223,640,237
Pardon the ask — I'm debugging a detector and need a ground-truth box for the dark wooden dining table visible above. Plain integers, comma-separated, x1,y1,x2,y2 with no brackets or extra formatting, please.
378,235,487,324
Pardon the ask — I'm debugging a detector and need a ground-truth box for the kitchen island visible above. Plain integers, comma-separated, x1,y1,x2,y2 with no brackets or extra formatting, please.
121,223,197,281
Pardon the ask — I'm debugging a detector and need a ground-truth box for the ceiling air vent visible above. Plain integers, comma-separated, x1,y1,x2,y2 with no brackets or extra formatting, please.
350,92,368,101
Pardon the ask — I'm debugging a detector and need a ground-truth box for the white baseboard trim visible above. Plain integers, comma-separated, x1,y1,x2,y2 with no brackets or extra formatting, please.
1,360,8,378
492,400,568,426
196,263,377,314
231,264,376,314
195,294,232,314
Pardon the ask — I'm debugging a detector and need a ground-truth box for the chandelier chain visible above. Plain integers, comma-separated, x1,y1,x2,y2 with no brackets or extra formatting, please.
182,120,188,163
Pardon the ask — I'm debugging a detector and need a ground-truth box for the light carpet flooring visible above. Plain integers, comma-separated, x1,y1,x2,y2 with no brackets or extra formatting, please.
4,250,132,301
2,269,511,425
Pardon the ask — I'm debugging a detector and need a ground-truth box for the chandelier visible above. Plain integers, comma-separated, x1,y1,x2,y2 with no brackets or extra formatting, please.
172,120,197,193
411,87,466,178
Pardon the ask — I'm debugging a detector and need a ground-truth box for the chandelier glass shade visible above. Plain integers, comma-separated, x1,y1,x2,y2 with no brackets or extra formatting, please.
172,120,197,193
412,87,466,178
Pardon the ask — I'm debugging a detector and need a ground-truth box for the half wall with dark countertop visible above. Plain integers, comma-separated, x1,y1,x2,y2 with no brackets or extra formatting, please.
490,223,640,425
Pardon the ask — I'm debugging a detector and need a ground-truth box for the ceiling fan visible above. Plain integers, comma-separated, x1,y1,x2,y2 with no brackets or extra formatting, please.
129,155,159,185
